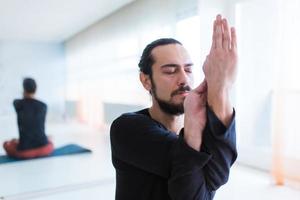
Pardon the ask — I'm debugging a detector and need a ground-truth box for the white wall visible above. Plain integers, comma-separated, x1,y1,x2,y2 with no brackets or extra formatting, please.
198,0,300,174
0,42,66,138
64,0,300,173
65,0,199,106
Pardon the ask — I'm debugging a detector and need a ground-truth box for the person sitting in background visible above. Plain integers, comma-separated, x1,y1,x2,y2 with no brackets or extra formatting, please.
3,78,53,159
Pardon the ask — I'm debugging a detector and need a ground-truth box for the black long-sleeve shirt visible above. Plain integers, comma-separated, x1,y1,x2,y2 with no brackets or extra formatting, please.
13,98,48,150
110,107,237,200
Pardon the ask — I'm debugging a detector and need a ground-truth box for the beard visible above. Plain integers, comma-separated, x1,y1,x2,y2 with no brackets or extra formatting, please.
151,80,191,116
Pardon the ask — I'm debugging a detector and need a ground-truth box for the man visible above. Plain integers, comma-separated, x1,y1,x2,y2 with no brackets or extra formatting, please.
3,78,53,159
110,15,237,199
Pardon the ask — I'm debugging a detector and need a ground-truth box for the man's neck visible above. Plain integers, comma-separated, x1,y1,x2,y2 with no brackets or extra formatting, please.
148,103,183,134
23,93,35,99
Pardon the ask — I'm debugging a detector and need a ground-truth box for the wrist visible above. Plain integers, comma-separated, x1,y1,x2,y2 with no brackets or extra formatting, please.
184,120,204,151
183,130,203,151
207,88,233,127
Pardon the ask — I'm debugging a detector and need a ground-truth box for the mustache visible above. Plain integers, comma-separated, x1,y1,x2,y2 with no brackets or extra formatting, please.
171,85,191,97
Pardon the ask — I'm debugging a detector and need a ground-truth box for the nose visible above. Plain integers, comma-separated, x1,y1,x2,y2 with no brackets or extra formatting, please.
177,67,189,86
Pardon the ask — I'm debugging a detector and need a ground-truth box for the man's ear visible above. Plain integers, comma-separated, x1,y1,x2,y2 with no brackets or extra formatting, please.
140,72,152,92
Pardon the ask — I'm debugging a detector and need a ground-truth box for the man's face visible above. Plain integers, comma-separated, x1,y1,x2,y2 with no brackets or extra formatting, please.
150,44,194,115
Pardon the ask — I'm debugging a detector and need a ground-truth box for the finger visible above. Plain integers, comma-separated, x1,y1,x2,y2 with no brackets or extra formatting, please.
210,20,217,52
222,18,230,50
215,15,223,49
231,27,237,52
194,79,207,93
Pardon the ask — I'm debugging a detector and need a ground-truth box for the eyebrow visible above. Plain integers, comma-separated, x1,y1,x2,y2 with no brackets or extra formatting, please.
160,63,194,68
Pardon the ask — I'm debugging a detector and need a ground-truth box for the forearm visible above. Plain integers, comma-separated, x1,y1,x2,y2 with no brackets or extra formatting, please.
184,125,203,151
184,114,206,151
207,87,233,127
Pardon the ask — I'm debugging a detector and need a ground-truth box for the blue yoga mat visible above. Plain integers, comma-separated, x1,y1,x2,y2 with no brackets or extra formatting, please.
0,144,92,164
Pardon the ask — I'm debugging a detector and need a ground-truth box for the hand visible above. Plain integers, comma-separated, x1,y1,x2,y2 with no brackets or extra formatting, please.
203,14,237,93
202,14,237,126
183,80,207,151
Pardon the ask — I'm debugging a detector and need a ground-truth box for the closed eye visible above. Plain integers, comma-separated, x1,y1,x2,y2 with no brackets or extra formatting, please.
185,67,192,73
184,63,193,73
161,64,178,74
162,67,176,74
160,63,193,74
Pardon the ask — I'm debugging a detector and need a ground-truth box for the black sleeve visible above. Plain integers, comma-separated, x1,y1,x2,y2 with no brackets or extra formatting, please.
168,107,237,199
13,99,22,111
167,132,213,200
43,103,47,114
202,107,237,190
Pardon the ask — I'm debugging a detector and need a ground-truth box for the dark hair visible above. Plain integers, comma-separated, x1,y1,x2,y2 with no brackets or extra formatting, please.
23,78,37,93
138,38,182,77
